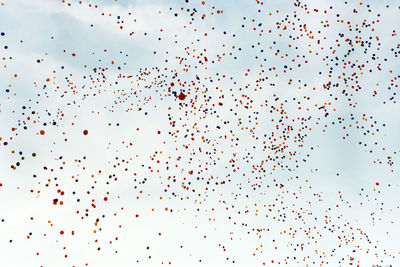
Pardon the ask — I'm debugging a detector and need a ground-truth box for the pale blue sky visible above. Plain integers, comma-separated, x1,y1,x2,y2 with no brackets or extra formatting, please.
0,0,399,266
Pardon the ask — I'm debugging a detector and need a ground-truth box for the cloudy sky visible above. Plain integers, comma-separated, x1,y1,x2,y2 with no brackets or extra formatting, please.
0,0,399,266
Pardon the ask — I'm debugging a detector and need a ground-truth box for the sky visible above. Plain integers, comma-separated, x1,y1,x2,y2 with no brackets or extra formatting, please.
0,0,399,266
